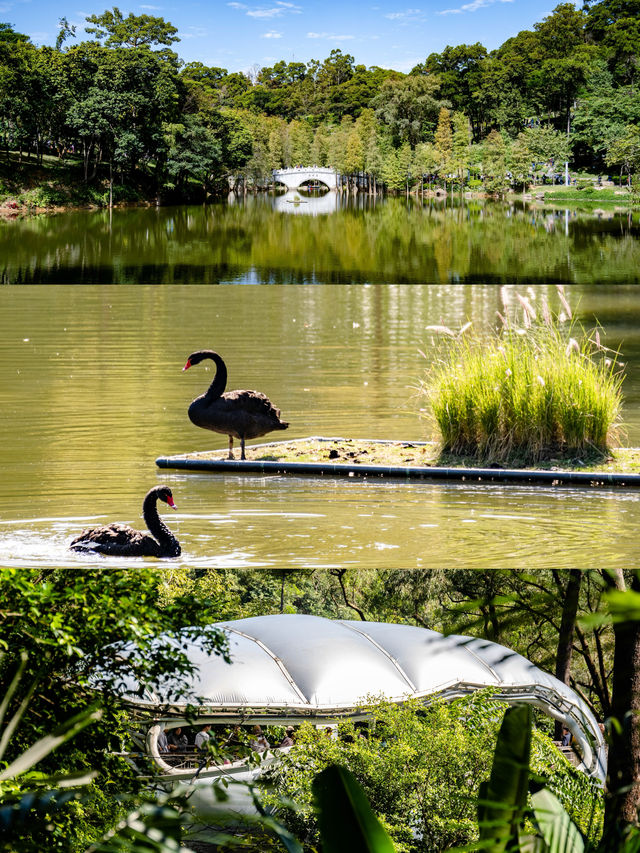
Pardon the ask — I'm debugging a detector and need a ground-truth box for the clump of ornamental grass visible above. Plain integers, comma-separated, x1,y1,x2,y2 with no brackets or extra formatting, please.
419,287,624,464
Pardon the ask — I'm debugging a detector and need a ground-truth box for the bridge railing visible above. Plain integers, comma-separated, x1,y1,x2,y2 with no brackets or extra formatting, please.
272,167,337,175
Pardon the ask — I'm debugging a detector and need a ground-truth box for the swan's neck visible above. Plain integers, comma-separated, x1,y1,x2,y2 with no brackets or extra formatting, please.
143,492,179,553
203,352,227,401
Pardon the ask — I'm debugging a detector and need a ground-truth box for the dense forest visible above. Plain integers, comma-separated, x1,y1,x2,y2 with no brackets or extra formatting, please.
1,0,639,203
2,568,640,851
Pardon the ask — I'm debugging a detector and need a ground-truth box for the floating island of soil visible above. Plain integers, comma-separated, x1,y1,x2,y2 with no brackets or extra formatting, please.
158,436,640,480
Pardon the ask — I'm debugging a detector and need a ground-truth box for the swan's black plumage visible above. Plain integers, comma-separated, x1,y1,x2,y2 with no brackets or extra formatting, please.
70,486,180,557
183,350,289,460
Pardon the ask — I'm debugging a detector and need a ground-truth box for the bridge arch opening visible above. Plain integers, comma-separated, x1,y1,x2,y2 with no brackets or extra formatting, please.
298,178,331,191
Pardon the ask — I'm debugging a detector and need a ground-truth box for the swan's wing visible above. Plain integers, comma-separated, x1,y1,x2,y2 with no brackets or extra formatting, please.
70,523,155,554
223,389,285,419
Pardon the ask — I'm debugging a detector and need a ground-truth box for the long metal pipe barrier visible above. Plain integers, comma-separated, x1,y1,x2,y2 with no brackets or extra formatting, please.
156,455,640,489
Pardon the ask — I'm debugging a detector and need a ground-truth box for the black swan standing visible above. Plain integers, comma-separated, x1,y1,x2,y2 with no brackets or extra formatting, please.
182,350,289,460
69,486,181,557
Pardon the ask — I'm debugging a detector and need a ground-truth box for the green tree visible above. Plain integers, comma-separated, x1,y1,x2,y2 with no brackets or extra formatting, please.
433,106,453,186
508,132,534,190
268,121,286,169
344,125,364,174
364,130,384,189
523,124,572,182
380,145,404,191
373,74,446,147
85,6,179,49
65,42,181,182
605,123,640,183
310,122,330,166
451,110,471,184
571,60,640,168
287,119,312,167
585,0,640,86
414,42,488,140
412,141,438,190
0,22,30,43
162,117,223,194
326,115,353,173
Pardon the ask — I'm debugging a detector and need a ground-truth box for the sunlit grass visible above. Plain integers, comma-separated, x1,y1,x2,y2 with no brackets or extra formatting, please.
419,288,624,464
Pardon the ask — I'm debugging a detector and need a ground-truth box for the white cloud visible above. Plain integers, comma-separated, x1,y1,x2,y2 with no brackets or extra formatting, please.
307,31,355,40
384,8,425,22
139,4,162,9
27,31,51,43
230,0,301,17
261,29,283,37
437,0,513,14
247,8,285,17
182,26,208,38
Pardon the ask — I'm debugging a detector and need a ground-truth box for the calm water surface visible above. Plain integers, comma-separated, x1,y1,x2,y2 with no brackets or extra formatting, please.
1,283,640,569
1,195,639,284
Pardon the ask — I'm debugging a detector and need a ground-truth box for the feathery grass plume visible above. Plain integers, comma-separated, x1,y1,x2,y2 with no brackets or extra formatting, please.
417,291,624,464
556,284,572,319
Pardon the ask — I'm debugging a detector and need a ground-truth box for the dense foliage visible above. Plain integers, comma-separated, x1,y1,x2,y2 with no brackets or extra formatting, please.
1,1,639,203
262,695,603,852
0,568,228,851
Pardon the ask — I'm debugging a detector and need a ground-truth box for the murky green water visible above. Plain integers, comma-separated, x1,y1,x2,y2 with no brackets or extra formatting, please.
1,195,639,284
1,282,640,569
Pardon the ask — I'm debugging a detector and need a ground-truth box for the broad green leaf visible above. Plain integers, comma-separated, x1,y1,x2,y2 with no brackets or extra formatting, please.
478,705,532,851
0,652,27,733
0,654,36,763
313,765,396,853
241,786,303,853
531,789,585,853
0,706,102,782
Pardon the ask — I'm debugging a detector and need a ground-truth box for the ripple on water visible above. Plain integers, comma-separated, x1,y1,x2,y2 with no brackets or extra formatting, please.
1,478,639,569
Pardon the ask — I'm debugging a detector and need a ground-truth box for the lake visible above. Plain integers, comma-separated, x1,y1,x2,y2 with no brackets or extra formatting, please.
1,277,640,569
1,193,639,284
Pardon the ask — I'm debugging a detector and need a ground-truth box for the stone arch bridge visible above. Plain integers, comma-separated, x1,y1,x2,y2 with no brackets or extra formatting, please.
272,166,338,191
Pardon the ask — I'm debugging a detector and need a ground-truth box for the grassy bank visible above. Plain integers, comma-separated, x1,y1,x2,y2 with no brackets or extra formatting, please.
532,184,637,204
0,152,150,211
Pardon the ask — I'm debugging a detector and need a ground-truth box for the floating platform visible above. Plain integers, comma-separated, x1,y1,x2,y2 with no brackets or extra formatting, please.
156,436,640,489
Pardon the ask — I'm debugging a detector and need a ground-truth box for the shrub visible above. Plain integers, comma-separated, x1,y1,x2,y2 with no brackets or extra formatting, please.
262,693,602,853
419,287,623,463
19,185,66,207
262,693,507,853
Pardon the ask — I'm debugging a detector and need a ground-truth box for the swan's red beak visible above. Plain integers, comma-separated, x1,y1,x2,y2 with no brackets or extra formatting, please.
167,495,177,509
182,359,191,371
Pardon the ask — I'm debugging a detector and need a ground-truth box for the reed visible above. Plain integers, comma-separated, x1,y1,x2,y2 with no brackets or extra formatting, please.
420,288,624,464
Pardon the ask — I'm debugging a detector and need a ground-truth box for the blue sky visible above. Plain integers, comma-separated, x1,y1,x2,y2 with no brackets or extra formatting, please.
5,0,580,74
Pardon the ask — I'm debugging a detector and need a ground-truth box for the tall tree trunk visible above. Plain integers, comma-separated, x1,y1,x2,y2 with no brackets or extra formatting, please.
330,569,366,621
553,570,582,739
603,571,640,839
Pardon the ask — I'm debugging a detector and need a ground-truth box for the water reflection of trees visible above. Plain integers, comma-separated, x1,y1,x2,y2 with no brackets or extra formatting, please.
1,199,639,283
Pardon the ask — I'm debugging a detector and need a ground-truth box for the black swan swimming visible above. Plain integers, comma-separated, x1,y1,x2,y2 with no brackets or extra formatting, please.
69,486,181,557
182,350,289,460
